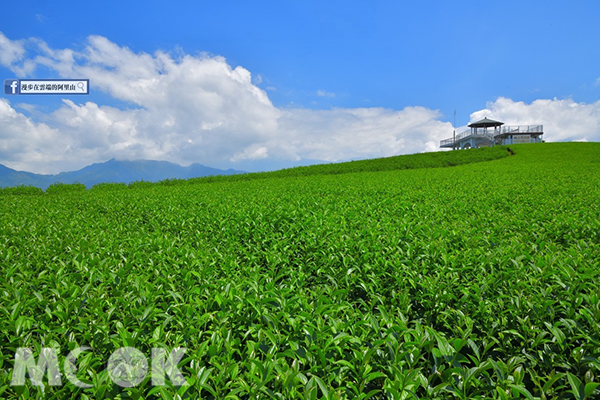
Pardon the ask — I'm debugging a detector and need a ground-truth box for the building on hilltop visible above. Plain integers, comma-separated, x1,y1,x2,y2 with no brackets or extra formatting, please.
440,117,543,150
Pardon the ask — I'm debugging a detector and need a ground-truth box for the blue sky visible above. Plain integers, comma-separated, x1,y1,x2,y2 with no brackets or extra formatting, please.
1,0,600,173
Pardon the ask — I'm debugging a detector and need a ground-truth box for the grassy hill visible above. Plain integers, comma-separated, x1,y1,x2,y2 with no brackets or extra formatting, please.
0,143,599,399
2,145,510,195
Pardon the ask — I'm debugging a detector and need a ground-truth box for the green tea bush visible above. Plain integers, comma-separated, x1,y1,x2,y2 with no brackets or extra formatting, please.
45,182,87,194
127,180,155,189
0,143,598,399
0,185,44,196
90,182,128,192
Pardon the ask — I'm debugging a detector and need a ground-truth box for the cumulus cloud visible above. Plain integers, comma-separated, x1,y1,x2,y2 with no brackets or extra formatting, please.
230,144,269,162
277,106,448,161
0,99,69,172
471,97,600,143
0,32,458,173
0,32,26,69
1,32,597,174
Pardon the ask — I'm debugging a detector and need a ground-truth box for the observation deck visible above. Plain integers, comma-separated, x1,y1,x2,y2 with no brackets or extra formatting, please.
440,117,543,149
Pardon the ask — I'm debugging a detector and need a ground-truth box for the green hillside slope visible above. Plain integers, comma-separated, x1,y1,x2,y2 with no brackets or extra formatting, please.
0,143,599,399
188,145,511,183
1,146,511,195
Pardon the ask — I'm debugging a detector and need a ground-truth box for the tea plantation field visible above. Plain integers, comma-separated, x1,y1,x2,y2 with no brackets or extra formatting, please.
0,143,599,399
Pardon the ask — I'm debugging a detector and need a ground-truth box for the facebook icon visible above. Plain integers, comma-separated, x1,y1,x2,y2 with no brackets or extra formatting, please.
4,79,19,95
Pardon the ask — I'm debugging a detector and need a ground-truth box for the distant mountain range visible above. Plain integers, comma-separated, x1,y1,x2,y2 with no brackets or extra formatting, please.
0,159,245,189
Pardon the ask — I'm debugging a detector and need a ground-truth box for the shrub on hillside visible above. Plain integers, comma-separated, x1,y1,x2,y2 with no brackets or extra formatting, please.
90,182,128,191
0,185,44,196
45,182,87,194
128,180,154,189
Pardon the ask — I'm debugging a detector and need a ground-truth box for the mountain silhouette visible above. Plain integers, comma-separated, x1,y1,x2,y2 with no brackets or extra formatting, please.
0,159,245,189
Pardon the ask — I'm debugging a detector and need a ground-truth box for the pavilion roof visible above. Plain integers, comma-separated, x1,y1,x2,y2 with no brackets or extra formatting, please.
468,117,504,128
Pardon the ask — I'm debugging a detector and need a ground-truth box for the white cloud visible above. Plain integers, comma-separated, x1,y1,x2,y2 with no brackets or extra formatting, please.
317,89,335,98
230,144,269,162
471,97,600,142
276,106,450,162
15,103,37,113
0,32,26,68
0,32,456,173
0,99,69,172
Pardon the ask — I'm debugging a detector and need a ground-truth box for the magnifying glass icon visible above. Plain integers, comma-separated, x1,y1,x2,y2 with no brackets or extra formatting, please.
77,82,85,92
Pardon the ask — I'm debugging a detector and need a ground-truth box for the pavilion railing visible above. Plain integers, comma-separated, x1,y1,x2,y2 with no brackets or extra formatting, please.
440,137,456,147
498,125,543,134
440,127,495,146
